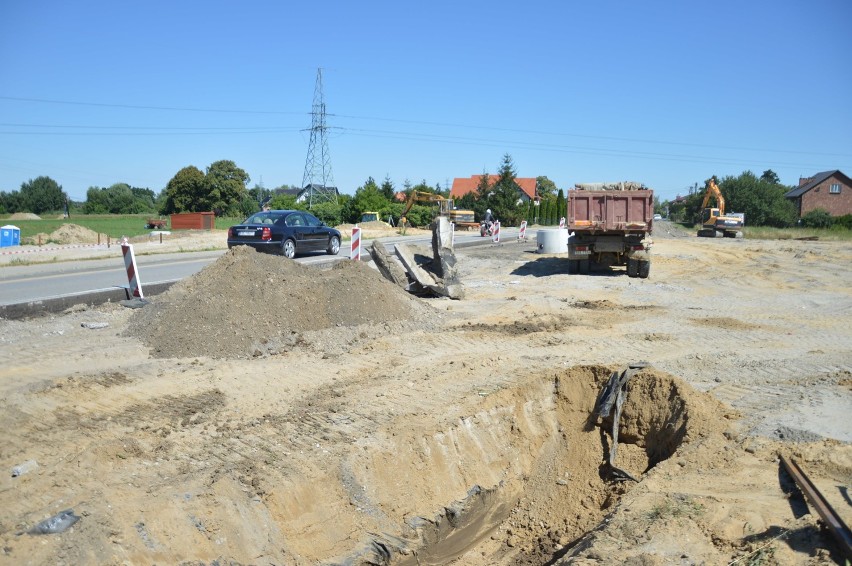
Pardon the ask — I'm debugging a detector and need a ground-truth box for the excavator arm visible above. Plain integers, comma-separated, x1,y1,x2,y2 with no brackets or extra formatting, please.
400,191,451,225
701,178,725,215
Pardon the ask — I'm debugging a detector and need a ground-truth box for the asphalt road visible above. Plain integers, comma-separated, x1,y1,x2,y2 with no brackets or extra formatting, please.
0,230,513,306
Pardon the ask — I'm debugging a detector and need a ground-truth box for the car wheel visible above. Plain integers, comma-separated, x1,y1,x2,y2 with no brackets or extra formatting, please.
327,235,340,255
281,239,296,259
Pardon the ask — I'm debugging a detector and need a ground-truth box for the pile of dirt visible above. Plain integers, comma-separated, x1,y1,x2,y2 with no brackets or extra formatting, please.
5,212,41,220
126,246,433,358
25,223,103,245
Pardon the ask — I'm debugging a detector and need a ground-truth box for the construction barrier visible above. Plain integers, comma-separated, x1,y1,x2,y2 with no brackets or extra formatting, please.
120,238,144,298
518,220,528,241
559,217,566,229
492,221,501,243
351,226,361,261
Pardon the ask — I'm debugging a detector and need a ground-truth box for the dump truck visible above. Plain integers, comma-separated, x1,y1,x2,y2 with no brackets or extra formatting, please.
567,182,654,278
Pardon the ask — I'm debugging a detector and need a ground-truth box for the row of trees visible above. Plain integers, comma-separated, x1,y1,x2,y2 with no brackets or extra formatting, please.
8,162,845,232
0,176,68,215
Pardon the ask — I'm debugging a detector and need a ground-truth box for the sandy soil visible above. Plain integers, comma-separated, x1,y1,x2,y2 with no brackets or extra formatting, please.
1,223,851,565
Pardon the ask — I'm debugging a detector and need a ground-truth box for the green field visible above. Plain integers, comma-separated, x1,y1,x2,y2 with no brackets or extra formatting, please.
1,214,244,240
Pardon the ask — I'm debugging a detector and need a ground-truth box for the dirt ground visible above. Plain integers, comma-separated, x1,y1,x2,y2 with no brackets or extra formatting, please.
1,222,850,565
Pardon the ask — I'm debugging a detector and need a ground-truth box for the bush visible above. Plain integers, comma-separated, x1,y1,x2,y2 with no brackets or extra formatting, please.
800,208,833,229
833,214,852,230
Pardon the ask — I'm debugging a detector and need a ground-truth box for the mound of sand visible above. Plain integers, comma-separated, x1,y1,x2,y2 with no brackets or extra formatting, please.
6,212,41,220
25,223,104,245
127,245,429,358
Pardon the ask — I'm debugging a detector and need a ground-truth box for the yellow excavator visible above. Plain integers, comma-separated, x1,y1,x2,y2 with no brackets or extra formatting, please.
398,191,476,231
697,177,744,238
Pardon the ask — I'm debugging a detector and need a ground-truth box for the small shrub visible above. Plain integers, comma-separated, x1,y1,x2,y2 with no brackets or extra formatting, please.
800,209,832,229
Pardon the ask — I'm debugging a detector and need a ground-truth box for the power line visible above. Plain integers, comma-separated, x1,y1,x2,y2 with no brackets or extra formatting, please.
2,94,847,159
0,95,305,115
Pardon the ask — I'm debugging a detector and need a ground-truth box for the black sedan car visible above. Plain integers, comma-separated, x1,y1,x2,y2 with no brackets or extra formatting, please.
227,210,341,259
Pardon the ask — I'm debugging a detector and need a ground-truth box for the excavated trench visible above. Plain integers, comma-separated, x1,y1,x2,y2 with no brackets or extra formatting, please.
325,364,718,565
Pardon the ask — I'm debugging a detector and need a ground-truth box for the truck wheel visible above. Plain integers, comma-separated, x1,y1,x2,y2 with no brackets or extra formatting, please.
579,259,590,275
568,260,579,274
627,258,639,278
638,260,650,279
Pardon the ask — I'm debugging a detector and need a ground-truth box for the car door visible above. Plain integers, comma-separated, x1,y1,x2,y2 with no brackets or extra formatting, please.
302,212,327,250
284,212,310,251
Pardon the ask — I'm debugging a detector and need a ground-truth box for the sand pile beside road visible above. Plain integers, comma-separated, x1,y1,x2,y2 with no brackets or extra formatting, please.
25,223,104,245
126,245,428,358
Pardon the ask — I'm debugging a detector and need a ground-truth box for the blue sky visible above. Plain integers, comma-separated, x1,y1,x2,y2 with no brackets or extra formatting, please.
1,0,850,203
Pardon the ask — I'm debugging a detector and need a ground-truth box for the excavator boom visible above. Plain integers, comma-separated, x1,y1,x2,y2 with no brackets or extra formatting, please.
698,177,743,238
700,178,726,215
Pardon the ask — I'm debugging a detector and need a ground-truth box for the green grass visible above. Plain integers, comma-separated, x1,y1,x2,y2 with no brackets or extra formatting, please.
679,222,852,241
742,225,852,241
1,214,244,240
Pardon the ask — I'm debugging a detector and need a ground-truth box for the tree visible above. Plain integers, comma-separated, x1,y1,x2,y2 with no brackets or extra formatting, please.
205,160,250,216
350,177,391,222
380,175,395,201
83,183,156,214
0,190,24,214
721,171,796,227
536,176,557,202
556,189,566,223
161,166,206,215
160,161,249,216
760,170,780,184
310,200,343,226
487,154,525,225
20,176,66,214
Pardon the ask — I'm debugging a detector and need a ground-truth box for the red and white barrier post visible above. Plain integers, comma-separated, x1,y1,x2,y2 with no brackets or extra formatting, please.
120,237,144,299
492,220,501,243
518,220,528,241
350,226,361,260
559,217,566,229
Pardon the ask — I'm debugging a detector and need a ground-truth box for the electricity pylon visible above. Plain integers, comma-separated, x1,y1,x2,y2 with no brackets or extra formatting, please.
301,68,337,206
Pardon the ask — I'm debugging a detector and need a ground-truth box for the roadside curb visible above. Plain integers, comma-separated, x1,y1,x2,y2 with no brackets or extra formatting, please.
0,281,177,320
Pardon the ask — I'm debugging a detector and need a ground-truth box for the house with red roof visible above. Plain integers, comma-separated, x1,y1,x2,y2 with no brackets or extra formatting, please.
450,175,537,203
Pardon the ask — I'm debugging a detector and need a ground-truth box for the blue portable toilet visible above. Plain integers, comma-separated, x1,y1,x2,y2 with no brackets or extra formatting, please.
1,225,21,247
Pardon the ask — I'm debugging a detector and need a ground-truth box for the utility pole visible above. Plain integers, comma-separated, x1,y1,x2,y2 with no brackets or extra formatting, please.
301,68,337,207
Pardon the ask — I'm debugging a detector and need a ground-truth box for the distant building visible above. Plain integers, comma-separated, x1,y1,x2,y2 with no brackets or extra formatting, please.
450,175,537,203
784,170,852,217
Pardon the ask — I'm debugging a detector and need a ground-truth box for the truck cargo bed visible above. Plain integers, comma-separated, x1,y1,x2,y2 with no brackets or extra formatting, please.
568,190,654,233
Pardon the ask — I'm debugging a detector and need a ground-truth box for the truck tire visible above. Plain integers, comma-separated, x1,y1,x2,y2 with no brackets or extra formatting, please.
568,260,579,274
627,258,639,278
638,260,650,279
579,259,590,275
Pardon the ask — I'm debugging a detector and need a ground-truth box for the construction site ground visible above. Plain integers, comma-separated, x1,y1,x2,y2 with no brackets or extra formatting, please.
0,221,850,565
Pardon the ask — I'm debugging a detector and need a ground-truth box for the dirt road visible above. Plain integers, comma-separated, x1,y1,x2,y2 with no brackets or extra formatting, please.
1,224,850,565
